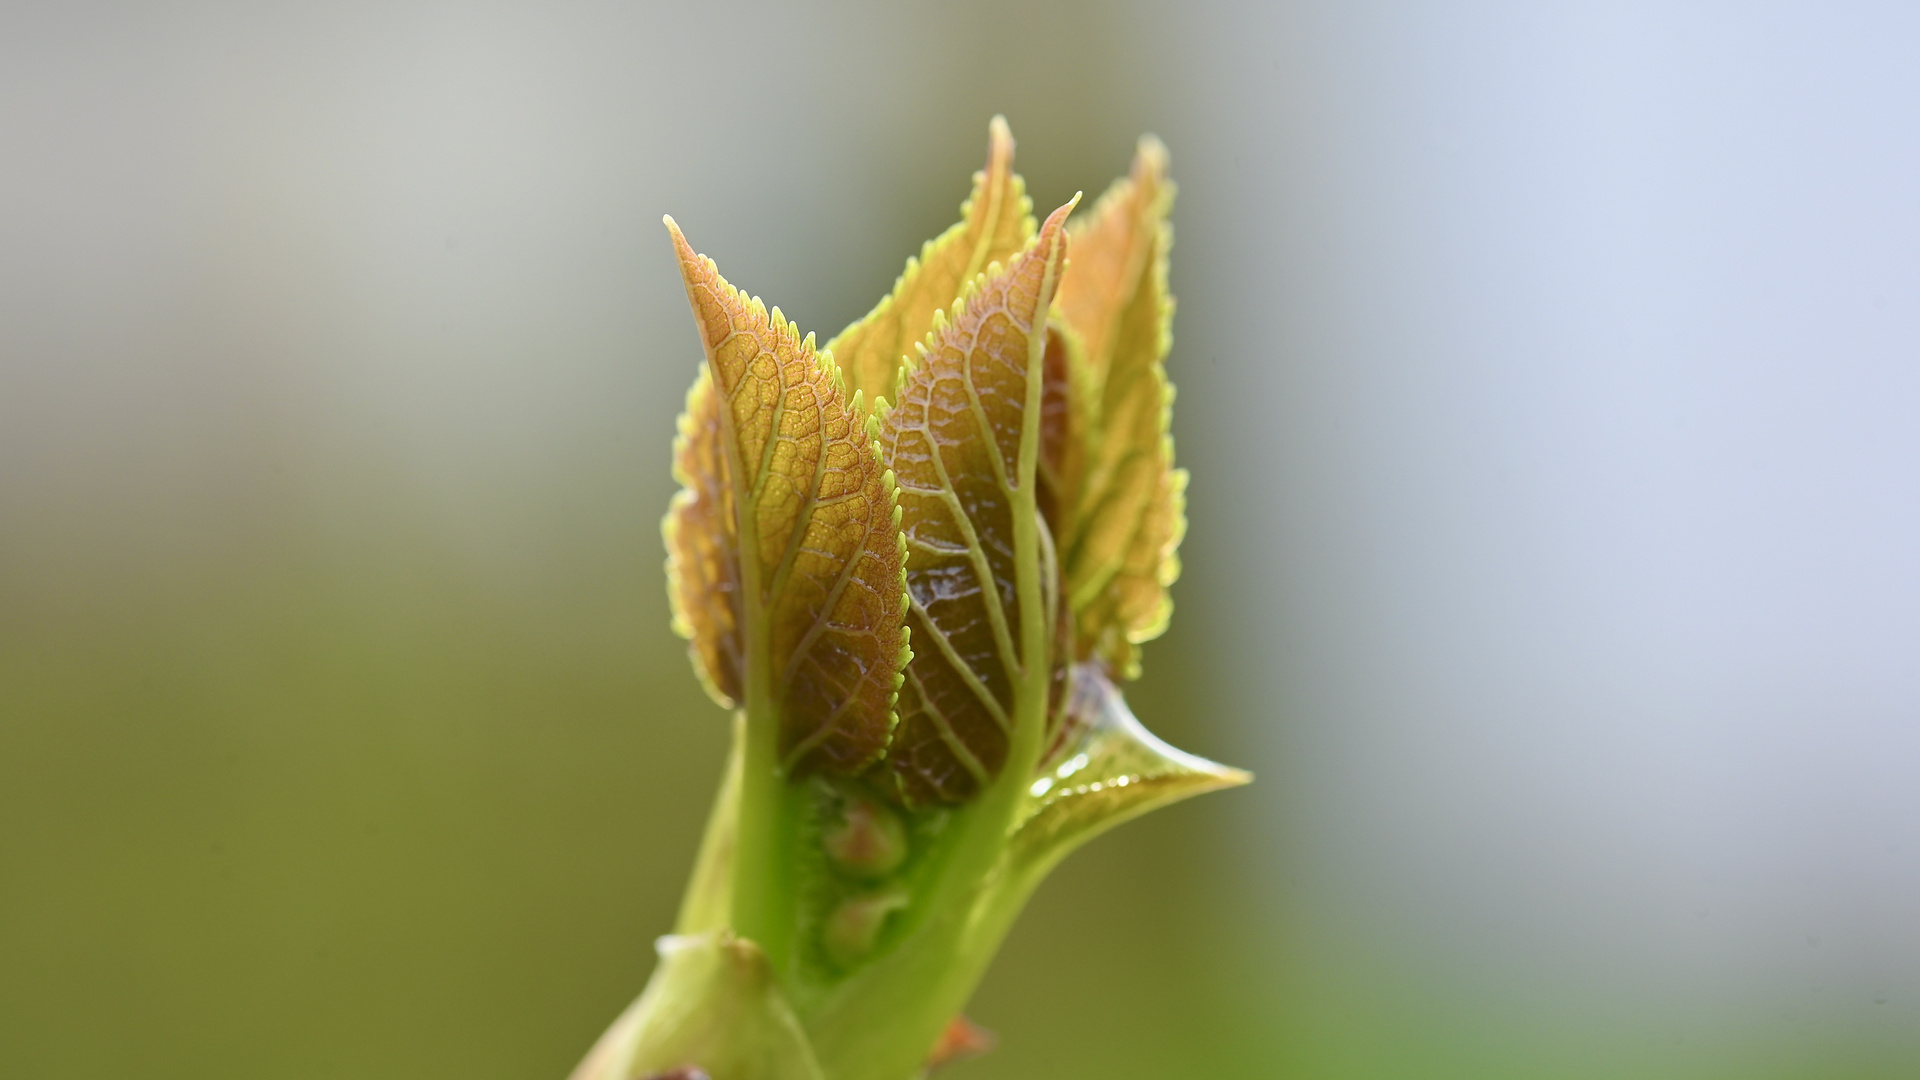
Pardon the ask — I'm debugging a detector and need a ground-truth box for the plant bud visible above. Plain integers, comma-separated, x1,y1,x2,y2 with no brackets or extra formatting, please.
822,889,910,968
821,794,907,879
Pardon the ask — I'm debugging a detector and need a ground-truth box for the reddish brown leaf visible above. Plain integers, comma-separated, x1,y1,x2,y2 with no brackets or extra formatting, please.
879,201,1074,804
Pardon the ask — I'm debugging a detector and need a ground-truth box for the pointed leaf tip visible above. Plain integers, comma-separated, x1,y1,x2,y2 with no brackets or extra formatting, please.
664,215,695,263
825,118,1036,413
987,114,1013,169
1135,133,1169,171
1054,139,1183,678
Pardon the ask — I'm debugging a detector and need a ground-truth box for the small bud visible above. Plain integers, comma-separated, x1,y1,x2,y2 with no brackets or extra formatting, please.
822,793,907,879
924,1015,995,1073
822,889,910,968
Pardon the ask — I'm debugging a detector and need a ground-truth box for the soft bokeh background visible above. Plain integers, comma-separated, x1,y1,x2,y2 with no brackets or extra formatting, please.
4,2,1918,1078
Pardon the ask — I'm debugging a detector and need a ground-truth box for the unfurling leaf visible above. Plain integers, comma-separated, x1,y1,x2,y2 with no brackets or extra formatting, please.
665,219,911,774
826,116,1035,411
1035,322,1088,540
1012,663,1249,873
880,199,1076,805
1055,136,1186,679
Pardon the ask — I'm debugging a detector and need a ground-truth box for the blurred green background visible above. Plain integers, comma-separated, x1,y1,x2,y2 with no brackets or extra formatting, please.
4,2,1919,1078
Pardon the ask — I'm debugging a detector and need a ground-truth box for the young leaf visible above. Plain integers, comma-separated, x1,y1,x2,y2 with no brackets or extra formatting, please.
878,199,1076,805
1035,322,1088,540
1055,137,1172,393
1055,136,1186,679
1010,662,1249,876
825,116,1035,411
665,218,911,774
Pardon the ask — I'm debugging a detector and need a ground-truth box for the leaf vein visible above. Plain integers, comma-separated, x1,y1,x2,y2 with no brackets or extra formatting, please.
906,594,1012,734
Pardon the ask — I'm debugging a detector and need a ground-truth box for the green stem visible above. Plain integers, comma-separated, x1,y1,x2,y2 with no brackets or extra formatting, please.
674,713,744,936
730,667,797,973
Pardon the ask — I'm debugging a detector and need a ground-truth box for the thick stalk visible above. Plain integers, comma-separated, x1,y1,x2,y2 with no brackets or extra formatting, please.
798,673,1046,1080
729,649,798,973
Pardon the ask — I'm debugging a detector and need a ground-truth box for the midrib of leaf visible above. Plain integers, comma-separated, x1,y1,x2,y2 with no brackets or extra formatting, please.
681,285,828,975
764,369,865,756
755,357,810,604
708,339,796,971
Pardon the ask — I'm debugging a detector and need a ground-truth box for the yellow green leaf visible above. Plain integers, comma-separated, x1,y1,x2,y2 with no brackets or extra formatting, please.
1035,321,1088,541
665,218,911,775
879,199,1075,805
1011,662,1248,874
1055,136,1184,679
825,116,1034,412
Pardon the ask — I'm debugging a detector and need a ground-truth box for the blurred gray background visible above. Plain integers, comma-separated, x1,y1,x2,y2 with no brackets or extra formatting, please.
3,2,1917,1078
